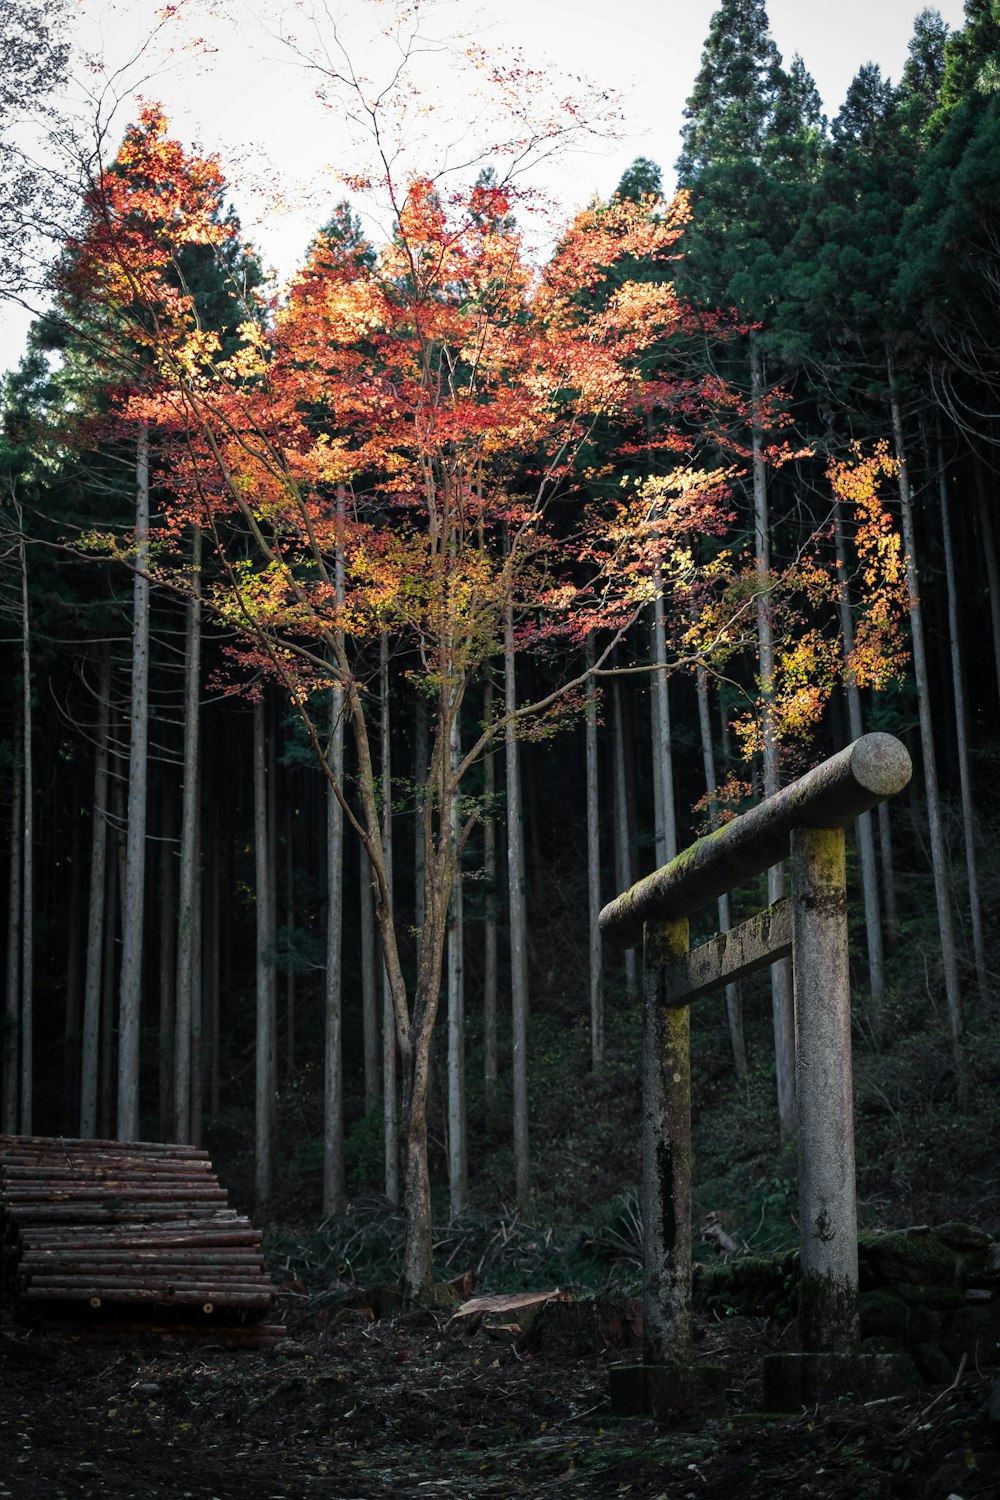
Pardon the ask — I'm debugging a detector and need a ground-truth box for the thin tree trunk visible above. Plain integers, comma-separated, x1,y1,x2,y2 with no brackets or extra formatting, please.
2,727,23,1134
877,799,899,951
80,653,111,1138
254,695,275,1216
938,432,988,1007
63,814,84,1130
284,804,295,1077
833,503,885,1006
651,584,677,865
267,710,278,1139
751,334,795,1140
973,455,1000,711
695,661,747,1081
612,680,638,999
190,814,203,1146
117,424,150,1141
323,676,346,1216
100,770,123,1141
447,709,467,1218
505,605,530,1206
889,371,965,1099
483,679,498,1110
380,633,399,1203
158,791,176,1138
585,637,604,1069
19,529,33,1134
414,695,428,943
175,525,202,1141
400,1019,434,1300
360,834,379,1113
207,808,221,1124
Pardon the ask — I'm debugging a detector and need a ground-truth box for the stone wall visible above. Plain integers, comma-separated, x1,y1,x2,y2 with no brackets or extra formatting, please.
695,1223,1000,1385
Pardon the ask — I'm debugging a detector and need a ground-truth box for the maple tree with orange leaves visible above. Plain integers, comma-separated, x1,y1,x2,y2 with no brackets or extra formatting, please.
63,99,756,1294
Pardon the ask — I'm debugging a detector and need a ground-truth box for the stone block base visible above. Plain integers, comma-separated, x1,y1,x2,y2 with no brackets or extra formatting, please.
762,1350,918,1411
610,1362,727,1423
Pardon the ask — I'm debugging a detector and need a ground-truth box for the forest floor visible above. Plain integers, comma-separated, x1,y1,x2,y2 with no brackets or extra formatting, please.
1,1293,998,1500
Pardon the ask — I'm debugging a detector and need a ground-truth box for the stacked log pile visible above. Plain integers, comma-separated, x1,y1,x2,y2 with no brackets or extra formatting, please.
0,1135,285,1347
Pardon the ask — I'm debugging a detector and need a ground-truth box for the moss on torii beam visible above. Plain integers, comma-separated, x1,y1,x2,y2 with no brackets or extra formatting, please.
599,733,912,951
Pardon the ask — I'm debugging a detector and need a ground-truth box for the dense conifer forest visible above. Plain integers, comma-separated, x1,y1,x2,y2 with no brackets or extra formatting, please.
2,0,999,1245
1,0,999,1419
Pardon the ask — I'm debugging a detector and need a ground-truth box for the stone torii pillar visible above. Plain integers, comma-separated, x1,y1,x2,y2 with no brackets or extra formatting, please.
599,734,912,1418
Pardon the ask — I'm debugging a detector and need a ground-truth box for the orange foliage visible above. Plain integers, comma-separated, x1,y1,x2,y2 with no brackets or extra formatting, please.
69,108,737,705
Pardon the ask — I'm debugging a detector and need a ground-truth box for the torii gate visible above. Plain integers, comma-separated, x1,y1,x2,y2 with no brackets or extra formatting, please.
599,733,912,1417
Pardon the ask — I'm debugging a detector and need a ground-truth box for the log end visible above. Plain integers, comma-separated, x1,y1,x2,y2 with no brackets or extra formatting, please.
849,733,912,802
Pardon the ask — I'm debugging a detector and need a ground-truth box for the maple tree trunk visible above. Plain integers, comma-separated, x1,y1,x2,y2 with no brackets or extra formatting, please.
751,334,795,1141
938,437,988,1006
380,633,399,1204
612,680,638,999
833,503,885,1006
447,711,467,1218
482,680,498,1110
80,652,111,1139
505,606,530,1206
323,682,346,1217
254,695,275,1215
414,695,428,942
117,424,150,1141
889,373,966,1100
696,660,746,1081
400,1010,434,1301
585,637,603,1069
2,724,22,1134
175,525,202,1142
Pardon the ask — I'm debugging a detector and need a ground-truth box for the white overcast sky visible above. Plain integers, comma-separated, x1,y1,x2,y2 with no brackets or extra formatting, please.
1,0,968,371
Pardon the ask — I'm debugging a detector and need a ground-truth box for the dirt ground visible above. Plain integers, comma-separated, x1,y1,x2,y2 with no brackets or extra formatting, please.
1,1295,998,1500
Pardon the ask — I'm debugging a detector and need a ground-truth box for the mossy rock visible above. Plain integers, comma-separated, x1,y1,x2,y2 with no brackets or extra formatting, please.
693,1250,796,1317
935,1223,993,1252
896,1282,963,1309
939,1302,1000,1364
913,1341,959,1386
859,1337,922,1392
859,1288,909,1339
860,1229,956,1286
908,1305,942,1344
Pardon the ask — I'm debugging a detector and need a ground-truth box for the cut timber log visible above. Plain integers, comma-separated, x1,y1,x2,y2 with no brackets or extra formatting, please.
37,1318,287,1349
0,1134,278,1346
